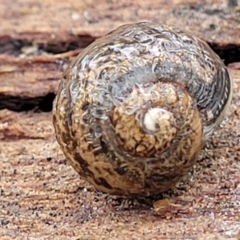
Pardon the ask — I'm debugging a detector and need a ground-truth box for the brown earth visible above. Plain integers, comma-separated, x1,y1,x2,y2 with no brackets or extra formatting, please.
0,0,239,239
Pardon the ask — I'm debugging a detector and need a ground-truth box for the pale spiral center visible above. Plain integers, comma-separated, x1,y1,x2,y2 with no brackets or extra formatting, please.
143,107,175,135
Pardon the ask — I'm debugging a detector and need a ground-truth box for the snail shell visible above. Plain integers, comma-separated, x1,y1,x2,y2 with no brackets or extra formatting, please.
53,22,232,196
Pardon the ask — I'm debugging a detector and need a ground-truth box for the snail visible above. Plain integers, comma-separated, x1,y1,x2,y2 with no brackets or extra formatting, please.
52,22,232,196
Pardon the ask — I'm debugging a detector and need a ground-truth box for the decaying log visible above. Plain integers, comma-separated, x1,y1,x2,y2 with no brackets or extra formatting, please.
0,0,239,239
0,0,240,110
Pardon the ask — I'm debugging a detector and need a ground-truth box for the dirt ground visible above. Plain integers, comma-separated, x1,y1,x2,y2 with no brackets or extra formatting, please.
0,0,240,239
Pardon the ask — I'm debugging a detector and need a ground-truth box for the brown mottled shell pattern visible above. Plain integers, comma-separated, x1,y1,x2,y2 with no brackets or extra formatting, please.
52,22,232,196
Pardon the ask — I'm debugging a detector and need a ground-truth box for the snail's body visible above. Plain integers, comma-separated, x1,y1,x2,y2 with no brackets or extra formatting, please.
53,23,232,196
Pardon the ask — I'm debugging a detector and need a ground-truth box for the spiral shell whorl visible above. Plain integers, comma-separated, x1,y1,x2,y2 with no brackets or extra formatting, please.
107,82,202,161
53,22,232,196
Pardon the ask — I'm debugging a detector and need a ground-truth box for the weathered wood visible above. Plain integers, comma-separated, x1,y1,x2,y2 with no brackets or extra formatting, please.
0,0,240,239
0,0,240,110
0,0,239,44
0,68,239,239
